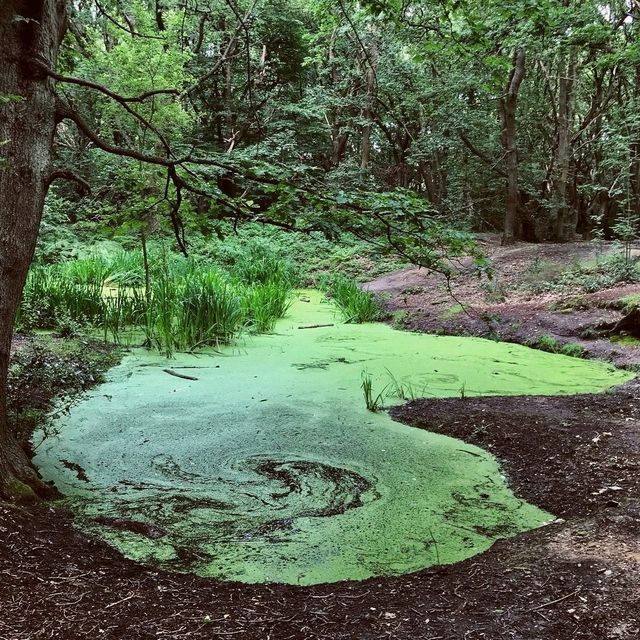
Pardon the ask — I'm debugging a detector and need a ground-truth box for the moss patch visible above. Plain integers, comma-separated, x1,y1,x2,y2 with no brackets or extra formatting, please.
619,294,640,313
610,335,640,347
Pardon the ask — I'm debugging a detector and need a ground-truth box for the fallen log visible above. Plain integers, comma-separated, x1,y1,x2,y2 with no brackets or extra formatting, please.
298,324,335,330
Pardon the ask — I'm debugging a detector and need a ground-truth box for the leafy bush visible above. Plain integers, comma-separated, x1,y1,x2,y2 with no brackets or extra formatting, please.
579,327,599,340
231,242,294,287
188,224,406,286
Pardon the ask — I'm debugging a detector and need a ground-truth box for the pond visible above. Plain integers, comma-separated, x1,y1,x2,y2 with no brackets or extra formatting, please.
34,291,633,585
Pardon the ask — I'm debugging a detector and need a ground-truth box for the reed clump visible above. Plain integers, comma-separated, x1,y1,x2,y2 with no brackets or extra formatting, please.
17,248,293,357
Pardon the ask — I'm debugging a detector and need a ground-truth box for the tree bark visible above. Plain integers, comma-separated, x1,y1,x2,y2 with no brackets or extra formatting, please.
500,47,526,245
552,51,577,241
0,0,67,501
360,41,378,173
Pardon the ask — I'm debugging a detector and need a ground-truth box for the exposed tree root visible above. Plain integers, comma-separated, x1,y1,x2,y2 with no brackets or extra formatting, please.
0,435,59,503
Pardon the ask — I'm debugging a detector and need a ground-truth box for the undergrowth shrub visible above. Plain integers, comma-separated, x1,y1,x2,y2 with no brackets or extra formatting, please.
535,334,560,353
7,337,120,444
531,335,584,358
560,343,584,358
525,253,640,294
619,293,640,313
231,242,294,287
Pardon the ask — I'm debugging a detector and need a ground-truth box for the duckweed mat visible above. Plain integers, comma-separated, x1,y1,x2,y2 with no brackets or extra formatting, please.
34,291,633,585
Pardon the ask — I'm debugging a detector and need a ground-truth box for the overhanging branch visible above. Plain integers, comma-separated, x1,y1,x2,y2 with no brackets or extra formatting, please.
55,97,180,167
47,169,91,195
38,60,177,155
34,59,179,103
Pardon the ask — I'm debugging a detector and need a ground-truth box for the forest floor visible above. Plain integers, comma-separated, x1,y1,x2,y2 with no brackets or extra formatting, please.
2,237,640,639
367,234,640,368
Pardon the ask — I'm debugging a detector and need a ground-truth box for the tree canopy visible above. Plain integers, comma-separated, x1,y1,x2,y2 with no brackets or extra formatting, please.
44,0,640,251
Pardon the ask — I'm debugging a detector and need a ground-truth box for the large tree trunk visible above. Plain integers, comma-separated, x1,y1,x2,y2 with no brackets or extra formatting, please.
500,47,526,245
0,0,66,501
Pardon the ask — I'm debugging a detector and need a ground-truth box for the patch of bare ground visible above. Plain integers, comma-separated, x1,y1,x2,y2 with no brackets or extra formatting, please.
367,235,640,368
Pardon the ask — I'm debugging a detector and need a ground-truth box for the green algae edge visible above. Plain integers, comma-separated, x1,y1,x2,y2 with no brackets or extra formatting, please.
34,291,633,585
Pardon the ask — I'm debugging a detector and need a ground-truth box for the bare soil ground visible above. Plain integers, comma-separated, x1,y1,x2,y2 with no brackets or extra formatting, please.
1,238,640,639
367,235,640,367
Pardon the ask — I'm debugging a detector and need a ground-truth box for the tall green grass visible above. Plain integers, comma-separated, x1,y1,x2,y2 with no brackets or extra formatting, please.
322,275,383,324
143,270,246,354
242,280,293,333
17,248,293,357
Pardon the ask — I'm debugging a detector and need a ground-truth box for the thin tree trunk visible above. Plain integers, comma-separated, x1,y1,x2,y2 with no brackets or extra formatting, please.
631,66,640,219
553,51,577,241
0,0,66,501
360,41,378,172
327,28,350,168
500,47,526,245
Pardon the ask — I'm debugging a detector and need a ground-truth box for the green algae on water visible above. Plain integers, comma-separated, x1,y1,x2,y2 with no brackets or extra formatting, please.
34,291,633,585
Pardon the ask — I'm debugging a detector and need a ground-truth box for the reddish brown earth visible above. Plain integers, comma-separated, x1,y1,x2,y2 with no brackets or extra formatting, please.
367,235,640,367
1,238,640,639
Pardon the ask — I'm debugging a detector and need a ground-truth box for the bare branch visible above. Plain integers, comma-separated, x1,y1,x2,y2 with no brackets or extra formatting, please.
47,169,90,195
94,0,165,40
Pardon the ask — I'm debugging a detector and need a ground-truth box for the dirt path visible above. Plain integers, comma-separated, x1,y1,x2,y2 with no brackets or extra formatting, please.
2,238,640,639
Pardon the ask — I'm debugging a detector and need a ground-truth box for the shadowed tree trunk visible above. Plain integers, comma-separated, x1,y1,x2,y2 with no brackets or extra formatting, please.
553,50,577,241
500,47,526,245
360,40,378,172
0,0,67,501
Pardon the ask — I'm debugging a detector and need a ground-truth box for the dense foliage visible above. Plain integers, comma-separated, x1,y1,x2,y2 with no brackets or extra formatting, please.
44,0,640,257
17,246,295,356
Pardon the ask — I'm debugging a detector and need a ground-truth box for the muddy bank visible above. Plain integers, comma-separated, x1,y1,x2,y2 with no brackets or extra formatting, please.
390,386,640,521
367,237,640,368
2,380,639,640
